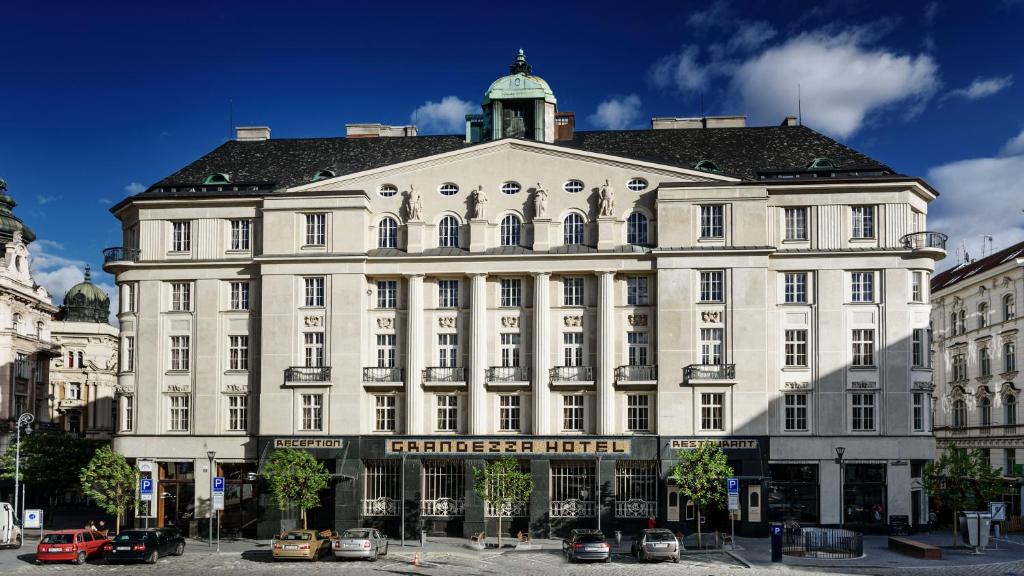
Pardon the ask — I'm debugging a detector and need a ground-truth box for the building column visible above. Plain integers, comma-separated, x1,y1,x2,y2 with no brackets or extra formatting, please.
597,271,616,435
468,273,487,435
532,272,551,435
405,274,425,435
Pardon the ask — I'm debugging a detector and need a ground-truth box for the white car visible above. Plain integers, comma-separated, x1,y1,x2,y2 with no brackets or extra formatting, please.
0,503,23,549
332,528,388,561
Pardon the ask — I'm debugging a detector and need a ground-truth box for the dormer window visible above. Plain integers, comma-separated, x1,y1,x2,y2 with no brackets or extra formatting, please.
693,159,721,173
203,173,231,185
378,184,398,197
626,178,648,192
807,158,836,170
501,182,521,195
311,169,336,182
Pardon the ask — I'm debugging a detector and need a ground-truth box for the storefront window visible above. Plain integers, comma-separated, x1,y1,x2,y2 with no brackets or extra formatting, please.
159,462,195,537
220,463,258,539
843,463,887,527
768,464,819,523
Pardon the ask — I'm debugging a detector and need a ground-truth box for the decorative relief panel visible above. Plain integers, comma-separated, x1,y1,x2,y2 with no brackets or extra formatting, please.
377,317,394,330
701,311,722,323
438,317,456,329
563,315,583,328
849,381,878,390
782,381,812,390
224,384,249,393
164,383,191,393
911,380,935,391
628,314,648,327
501,316,520,329
304,315,323,327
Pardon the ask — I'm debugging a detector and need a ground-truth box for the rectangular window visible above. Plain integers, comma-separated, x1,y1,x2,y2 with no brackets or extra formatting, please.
1006,342,1017,373
952,353,967,381
170,282,191,312
422,461,466,517
784,207,808,240
230,281,250,310
172,221,191,252
562,394,584,431
626,394,650,431
14,353,28,380
785,330,808,367
550,462,596,517
362,460,401,515
700,392,725,431
912,329,927,368
627,332,648,365
304,277,325,307
227,395,248,431
851,329,875,367
169,335,190,371
304,213,326,246
304,332,324,367
377,280,398,309
563,332,584,366
500,333,521,367
499,395,521,431
125,283,137,313
376,334,396,368
981,347,992,377
912,392,926,432
436,395,458,431
230,219,251,251
700,328,724,365
784,273,808,304
851,393,876,431
851,206,875,239
169,395,190,431
229,335,249,371
375,395,396,432
438,333,458,367
699,271,724,302
850,272,874,303
627,276,649,305
500,278,522,307
613,461,658,518
784,393,808,431
122,336,135,372
1006,449,1017,476
438,279,460,308
700,205,724,238
300,394,323,431
122,396,134,432
911,271,925,303
563,277,584,306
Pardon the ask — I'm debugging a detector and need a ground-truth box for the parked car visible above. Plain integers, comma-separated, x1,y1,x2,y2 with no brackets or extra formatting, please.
0,502,22,549
563,529,611,563
102,528,185,564
631,528,680,563
332,528,388,561
36,530,109,564
271,529,332,561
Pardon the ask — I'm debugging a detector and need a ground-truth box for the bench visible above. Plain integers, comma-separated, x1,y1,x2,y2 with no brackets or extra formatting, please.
888,537,942,559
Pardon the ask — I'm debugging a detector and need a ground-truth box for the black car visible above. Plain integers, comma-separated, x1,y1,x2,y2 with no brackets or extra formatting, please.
563,529,611,563
102,528,185,564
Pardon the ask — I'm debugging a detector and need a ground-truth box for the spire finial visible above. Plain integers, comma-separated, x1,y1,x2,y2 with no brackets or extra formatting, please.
509,49,531,75
84,265,91,282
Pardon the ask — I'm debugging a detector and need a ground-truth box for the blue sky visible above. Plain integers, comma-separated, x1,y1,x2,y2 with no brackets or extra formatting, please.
1,0,1022,308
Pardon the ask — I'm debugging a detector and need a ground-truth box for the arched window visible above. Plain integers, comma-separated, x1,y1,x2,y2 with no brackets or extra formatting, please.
949,312,957,336
438,216,460,247
952,399,967,429
1005,394,1018,425
78,351,84,366
958,310,967,335
1005,294,1017,321
563,213,585,245
979,302,989,329
67,350,75,368
981,347,992,377
980,396,992,426
1005,341,1017,373
500,215,522,247
626,212,648,245
378,217,398,249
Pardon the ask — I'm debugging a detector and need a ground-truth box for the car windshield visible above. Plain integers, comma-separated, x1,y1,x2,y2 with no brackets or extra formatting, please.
645,532,676,542
281,532,311,541
41,534,74,544
343,530,370,539
578,535,605,543
112,532,147,542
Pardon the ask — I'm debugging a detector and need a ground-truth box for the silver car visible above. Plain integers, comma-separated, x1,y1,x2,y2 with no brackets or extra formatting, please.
332,528,388,561
632,529,680,563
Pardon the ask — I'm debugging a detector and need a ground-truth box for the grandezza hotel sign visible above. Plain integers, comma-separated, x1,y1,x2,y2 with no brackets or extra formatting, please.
387,438,631,455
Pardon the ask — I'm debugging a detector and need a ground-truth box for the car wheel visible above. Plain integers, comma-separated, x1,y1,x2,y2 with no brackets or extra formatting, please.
75,551,87,565
673,555,680,563
146,550,158,564
604,555,611,563
382,542,388,556
175,542,185,556
14,536,22,549
370,548,378,562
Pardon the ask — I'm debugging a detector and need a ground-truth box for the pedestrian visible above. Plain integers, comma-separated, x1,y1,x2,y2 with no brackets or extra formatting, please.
98,520,107,535
85,520,97,531
928,511,938,532
647,516,656,530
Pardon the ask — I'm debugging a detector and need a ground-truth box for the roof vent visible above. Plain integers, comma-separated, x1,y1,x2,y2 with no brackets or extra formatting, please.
346,123,418,138
235,126,271,141
693,159,721,173
780,116,798,127
807,158,836,170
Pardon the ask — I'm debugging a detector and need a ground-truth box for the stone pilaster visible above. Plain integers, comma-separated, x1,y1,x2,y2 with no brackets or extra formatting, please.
405,274,424,434
468,273,488,434
532,272,551,434
597,271,616,435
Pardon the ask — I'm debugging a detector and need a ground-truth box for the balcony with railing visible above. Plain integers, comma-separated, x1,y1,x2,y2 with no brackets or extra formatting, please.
361,497,399,517
484,501,529,517
423,366,466,385
615,365,658,385
614,498,658,518
486,366,530,384
683,363,736,384
900,231,948,258
102,247,141,269
362,367,404,387
936,424,1022,439
549,498,596,518
549,365,595,386
421,498,465,517
284,366,331,384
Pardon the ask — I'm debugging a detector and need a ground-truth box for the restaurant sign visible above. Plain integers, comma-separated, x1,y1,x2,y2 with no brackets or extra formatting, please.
669,438,759,450
387,438,630,455
274,438,345,449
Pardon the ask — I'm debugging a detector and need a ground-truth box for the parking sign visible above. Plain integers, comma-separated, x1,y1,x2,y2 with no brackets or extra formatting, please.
727,477,739,494
212,476,225,511
140,478,154,502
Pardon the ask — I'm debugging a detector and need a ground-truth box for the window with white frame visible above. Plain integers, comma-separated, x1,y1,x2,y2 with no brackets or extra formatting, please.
499,395,521,431
784,393,808,431
121,396,134,432
563,277,584,306
227,395,248,431
123,336,135,372
438,279,459,308
377,280,397,308
911,271,925,303
438,183,459,196
912,329,928,368
422,461,465,517
851,392,876,431
564,213,585,245
300,393,323,431
125,282,137,313
500,278,522,307
171,282,191,311
700,328,724,365
230,219,251,251
550,462,595,517
700,392,725,430
67,382,82,400
501,181,521,195
912,392,928,432
626,177,648,191
304,332,324,367
304,213,326,246
438,215,460,247
784,272,808,304
172,221,191,252
627,332,648,365
700,205,724,239
169,395,190,431
562,394,584,431
304,276,325,307
500,333,521,367
363,460,400,515
436,395,458,431
563,332,583,366
1005,341,1017,373
500,214,522,246
1005,294,1017,321
169,336,190,371
700,271,724,302
614,461,657,518
851,329,875,367
378,217,398,249
626,394,650,431
851,206,875,239
784,207,808,240
376,334,396,368
374,395,396,432
228,335,249,371
627,212,648,245
627,276,649,305
563,179,584,193
230,281,249,310
438,333,458,367
784,330,808,367
850,272,874,302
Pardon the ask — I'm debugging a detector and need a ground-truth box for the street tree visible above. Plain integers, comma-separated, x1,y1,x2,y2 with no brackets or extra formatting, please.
79,446,137,534
472,456,535,548
922,443,1003,546
263,448,332,529
671,443,734,548
0,431,100,511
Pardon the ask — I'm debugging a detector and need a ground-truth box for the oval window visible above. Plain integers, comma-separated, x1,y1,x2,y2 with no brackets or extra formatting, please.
378,184,398,197
439,183,459,196
626,178,648,192
563,179,584,194
501,181,521,195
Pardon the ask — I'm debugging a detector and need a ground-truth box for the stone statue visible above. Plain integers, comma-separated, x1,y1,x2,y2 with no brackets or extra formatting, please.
407,186,423,221
599,179,615,217
471,186,488,219
534,183,548,218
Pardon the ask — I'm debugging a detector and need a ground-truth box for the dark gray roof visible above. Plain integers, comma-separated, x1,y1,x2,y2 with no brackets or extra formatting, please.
931,239,1024,292
130,125,894,204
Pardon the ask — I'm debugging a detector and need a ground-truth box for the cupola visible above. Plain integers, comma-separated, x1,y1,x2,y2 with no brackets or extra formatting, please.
62,266,111,324
469,50,561,143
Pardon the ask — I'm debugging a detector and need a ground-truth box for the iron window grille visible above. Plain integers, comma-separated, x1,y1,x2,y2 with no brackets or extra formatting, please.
363,460,400,516
422,460,465,517
614,461,657,517
550,462,596,517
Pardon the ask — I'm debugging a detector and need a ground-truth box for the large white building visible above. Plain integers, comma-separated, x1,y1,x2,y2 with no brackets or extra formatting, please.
105,52,945,539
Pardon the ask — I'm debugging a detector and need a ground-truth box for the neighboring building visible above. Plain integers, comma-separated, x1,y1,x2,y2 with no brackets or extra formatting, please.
49,266,119,439
104,51,945,539
931,241,1024,516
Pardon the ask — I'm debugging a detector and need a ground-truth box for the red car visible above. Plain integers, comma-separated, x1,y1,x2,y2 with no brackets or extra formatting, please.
36,530,110,565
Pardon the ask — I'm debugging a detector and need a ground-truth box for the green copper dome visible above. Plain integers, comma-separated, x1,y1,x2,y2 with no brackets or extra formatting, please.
63,266,111,323
0,178,36,244
483,50,557,105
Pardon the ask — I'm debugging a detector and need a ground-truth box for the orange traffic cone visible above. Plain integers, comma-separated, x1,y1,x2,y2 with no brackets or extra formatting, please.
413,552,421,566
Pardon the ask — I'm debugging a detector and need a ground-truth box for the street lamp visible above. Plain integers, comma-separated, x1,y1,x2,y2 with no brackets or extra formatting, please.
13,413,34,522
206,450,216,549
834,447,846,528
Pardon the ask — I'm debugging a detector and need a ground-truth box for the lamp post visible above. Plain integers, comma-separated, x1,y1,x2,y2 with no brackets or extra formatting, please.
13,413,34,522
207,450,216,548
834,446,846,529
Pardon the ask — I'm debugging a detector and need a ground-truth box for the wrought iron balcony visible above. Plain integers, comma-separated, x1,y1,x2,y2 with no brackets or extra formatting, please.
487,366,529,382
423,366,466,382
683,363,736,382
102,247,141,264
549,498,596,518
361,497,399,517
421,498,465,517
900,231,948,252
362,367,404,382
550,365,594,382
615,365,658,382
284,366,331,383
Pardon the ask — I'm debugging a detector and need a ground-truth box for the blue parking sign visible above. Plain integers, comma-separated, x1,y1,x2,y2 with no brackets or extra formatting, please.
727,477,739,494
213,476,225,494
140,478,154,501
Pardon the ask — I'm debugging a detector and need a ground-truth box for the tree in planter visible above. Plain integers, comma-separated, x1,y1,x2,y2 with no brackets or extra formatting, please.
472,456,535,549
79,446,137,534
670,443,734,548
922,443,1003,546
263,448,332,529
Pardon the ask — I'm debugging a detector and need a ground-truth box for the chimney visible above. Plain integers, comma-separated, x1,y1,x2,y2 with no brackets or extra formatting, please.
651,115,746,129
554,112,575,141
235,126,271,141
780,116,798,127
345,123,418,138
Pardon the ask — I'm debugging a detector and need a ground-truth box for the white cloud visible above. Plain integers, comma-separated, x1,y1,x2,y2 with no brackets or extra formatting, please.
36,194,61,205
650,46,712,94
687,0,730,28
1001,129,1024,156
588,95,643,130
727,21,777,53
410,96,476,134
124,182,146,195
945,75,1014,101
27,241,119,324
